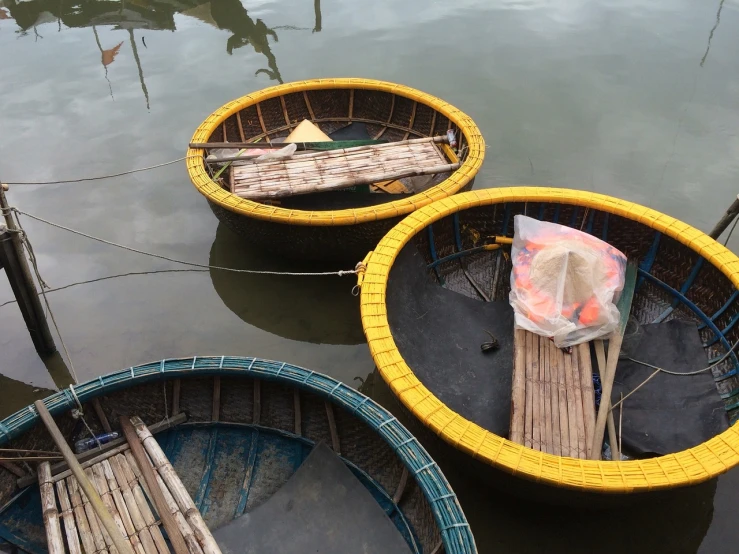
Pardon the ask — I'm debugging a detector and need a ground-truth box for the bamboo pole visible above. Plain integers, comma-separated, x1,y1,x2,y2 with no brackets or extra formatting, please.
119,417,189,554
39,462,65,554
128,416,220,554
541,334,553,454
34,401,134,554
577,343,597,459
117,454,169,554
524,332,534,449
65,476,98,554
589,262,638,460
531,333,541,451
548,340,561,456
555,344,570,456
562,349,581,458
509,329,527,444
594,340,619,460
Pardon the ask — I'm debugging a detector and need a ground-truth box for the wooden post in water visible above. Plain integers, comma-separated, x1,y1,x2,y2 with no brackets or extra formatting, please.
0,184,56,355
709,194,739,240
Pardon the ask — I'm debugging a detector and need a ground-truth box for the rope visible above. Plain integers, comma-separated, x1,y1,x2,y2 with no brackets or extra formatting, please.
12,208,358,277
0,269,208,309
2,156,193,185
724,215,739,246
610,335,739,411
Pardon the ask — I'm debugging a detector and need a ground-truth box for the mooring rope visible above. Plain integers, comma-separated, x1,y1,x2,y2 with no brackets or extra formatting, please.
2,156,193,185
10,208,360,277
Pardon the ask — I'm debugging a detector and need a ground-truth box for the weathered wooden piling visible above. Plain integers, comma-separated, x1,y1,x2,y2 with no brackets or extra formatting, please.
0,184,56,355
709,194,739,240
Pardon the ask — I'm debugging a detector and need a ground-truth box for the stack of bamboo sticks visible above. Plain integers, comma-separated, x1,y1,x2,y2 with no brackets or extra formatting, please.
39,417,220,554
510,330,596,458
231,137,459,200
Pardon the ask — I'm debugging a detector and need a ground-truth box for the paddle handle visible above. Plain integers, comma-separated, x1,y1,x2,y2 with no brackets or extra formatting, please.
34,401,135,554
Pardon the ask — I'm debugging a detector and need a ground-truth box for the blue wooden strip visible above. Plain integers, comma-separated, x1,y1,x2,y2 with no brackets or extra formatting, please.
637,232,661,290
586,210,595,234
553,204,561,224
653,258,705,323
705,310,739,347
427,246,489,269
538,203,545,220
638,270,739,370
427,224,443,283
570,206,580,227
234,429,260,517
699,290,739,331
502,203,512,235
452,214,463,251
194,428,219,511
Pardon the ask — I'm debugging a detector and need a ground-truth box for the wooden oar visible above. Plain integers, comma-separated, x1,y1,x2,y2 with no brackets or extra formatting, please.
190,139,388,150
593,340,620,460
588,261,638,460
119,416,190,554
33,401,135,554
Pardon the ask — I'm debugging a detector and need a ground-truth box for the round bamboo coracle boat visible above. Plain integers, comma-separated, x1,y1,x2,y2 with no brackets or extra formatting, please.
0,357,475,554
186,78,484,261
358,187,739,501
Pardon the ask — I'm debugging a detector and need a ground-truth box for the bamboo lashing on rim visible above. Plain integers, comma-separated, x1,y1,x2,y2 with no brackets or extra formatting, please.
230,136,458,200
510,330,596,458
39,417,221,554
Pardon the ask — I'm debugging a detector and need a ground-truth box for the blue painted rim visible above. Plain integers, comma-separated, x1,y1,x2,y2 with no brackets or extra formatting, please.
0,356,476,554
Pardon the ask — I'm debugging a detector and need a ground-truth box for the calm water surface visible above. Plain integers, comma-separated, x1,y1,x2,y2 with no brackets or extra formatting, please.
1,0,738,552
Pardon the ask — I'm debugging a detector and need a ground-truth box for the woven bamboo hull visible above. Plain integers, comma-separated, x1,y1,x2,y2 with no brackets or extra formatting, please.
359,188,739,496
208,178,474,261
0,358,475,554
187,79,484,261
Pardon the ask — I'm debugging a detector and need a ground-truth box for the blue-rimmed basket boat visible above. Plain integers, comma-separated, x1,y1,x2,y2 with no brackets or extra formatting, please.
358,187,739,502
0,357,475,553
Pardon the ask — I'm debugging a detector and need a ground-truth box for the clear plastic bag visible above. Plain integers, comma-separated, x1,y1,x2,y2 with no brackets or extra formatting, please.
509,215,627,347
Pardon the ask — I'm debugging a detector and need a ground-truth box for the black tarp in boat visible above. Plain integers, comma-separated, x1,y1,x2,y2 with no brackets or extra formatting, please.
388,241,729,456
387,243,515,438
612,319,729,457
212,443,411,554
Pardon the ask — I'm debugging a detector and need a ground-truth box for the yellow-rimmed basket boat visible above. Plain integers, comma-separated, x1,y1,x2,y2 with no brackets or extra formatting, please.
187,78,484,261
358,187,739,503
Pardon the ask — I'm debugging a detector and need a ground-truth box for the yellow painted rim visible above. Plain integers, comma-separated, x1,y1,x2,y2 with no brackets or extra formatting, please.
360,187,739,493
186,78,484,227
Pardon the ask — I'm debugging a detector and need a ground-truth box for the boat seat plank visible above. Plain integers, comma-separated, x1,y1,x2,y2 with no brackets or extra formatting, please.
231,137,459,200
510,331,596,459
40,419,221,554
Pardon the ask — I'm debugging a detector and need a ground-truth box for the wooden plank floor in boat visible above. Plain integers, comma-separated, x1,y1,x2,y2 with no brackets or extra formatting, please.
40,418,219,554
510,329,596,459
230,137,458,200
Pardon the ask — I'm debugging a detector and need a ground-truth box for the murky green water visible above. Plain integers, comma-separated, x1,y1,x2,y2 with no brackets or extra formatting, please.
1,0,738,551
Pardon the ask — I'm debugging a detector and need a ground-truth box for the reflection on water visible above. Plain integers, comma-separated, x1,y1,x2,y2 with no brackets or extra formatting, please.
209,223,365,345
1,0,739,551
1,0,323,97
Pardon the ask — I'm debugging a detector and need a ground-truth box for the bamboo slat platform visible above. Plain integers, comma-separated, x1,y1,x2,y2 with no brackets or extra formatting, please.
230,136,459,200
510,329,596,459
39,417,221,554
